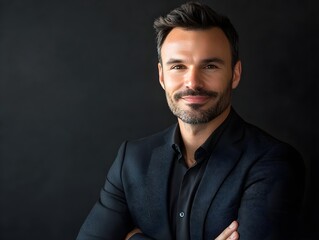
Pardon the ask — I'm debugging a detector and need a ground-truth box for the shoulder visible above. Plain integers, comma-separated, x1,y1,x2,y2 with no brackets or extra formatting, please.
244,120,300,158
112,124,177,180
236,117,305,186
124,124,177,150
230,110,298,155
230,110,304,170
115,124,177,161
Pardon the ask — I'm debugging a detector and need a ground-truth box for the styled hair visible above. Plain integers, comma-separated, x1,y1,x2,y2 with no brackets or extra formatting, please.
153,1,239,67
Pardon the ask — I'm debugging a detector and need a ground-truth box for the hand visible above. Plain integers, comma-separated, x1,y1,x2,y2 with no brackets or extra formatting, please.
215,221,239,240
124,228,142,240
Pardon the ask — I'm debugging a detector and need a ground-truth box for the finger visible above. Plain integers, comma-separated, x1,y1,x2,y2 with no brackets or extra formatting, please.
124,228,142,240
228,231,239,240
215,221,238,240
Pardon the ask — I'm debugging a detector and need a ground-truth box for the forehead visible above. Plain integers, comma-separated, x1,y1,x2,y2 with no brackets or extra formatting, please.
161,27,232,62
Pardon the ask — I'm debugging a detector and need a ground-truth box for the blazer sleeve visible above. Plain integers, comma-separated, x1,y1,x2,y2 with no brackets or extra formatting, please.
237,143,305,240
76,142,134,240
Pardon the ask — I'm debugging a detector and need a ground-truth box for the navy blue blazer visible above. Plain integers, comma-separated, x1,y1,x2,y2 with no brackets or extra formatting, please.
77,110,304,240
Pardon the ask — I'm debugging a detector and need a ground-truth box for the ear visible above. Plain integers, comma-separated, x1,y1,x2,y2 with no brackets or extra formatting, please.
231,60,242,89
158,62,165,90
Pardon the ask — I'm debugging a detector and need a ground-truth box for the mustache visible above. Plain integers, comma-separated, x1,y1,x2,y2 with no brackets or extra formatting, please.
174,89,218,101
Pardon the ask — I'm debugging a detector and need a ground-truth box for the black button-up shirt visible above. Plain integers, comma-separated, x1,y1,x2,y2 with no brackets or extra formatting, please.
169,111,232,240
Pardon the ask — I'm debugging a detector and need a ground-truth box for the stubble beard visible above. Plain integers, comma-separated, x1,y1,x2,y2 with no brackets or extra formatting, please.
166,83,232,125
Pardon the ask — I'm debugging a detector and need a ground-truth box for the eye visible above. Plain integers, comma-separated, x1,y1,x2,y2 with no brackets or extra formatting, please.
204,64,219,69
171,65,186,70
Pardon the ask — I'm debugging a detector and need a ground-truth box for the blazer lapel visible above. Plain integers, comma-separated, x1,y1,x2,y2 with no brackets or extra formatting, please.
145,138,176,238
190,112,244,239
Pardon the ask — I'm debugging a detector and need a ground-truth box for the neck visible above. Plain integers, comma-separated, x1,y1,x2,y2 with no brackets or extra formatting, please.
178,106,231,167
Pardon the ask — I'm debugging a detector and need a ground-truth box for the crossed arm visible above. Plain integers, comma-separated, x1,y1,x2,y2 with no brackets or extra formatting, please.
125,221,239,240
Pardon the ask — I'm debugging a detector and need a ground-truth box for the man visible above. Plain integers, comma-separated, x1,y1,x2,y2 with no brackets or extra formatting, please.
77,2,304,240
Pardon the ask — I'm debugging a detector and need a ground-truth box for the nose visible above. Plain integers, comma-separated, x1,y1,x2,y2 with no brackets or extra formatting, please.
184,67,203,90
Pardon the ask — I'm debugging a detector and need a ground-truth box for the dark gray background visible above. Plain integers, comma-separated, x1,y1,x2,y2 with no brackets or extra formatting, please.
0,0,318,239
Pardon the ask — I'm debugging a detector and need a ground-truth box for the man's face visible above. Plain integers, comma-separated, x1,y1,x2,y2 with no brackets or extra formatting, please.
158,27,241,125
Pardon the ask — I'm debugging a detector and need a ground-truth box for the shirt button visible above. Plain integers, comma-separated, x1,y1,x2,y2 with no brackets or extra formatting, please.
179,212,185,218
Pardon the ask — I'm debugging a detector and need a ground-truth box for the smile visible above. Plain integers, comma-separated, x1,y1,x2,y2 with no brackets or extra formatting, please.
181,95,210,104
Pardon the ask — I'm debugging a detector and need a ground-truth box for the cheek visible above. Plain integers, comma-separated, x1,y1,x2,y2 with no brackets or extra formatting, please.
204,76,231,92
162,73,184,91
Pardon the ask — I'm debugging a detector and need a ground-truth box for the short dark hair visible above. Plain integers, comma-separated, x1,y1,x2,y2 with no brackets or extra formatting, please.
153,2,239,67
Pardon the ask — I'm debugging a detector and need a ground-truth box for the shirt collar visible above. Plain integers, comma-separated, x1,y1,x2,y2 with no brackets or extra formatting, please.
171,108,234,158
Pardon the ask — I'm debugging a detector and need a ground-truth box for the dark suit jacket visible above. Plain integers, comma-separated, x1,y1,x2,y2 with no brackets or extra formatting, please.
77,110,304,240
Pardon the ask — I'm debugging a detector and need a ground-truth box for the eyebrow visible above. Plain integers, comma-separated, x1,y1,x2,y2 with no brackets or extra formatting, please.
201,58,225,65
165,57,225,66
165,59,183,65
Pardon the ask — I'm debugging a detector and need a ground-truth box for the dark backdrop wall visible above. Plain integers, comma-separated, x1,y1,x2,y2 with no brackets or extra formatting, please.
1,0,318,239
